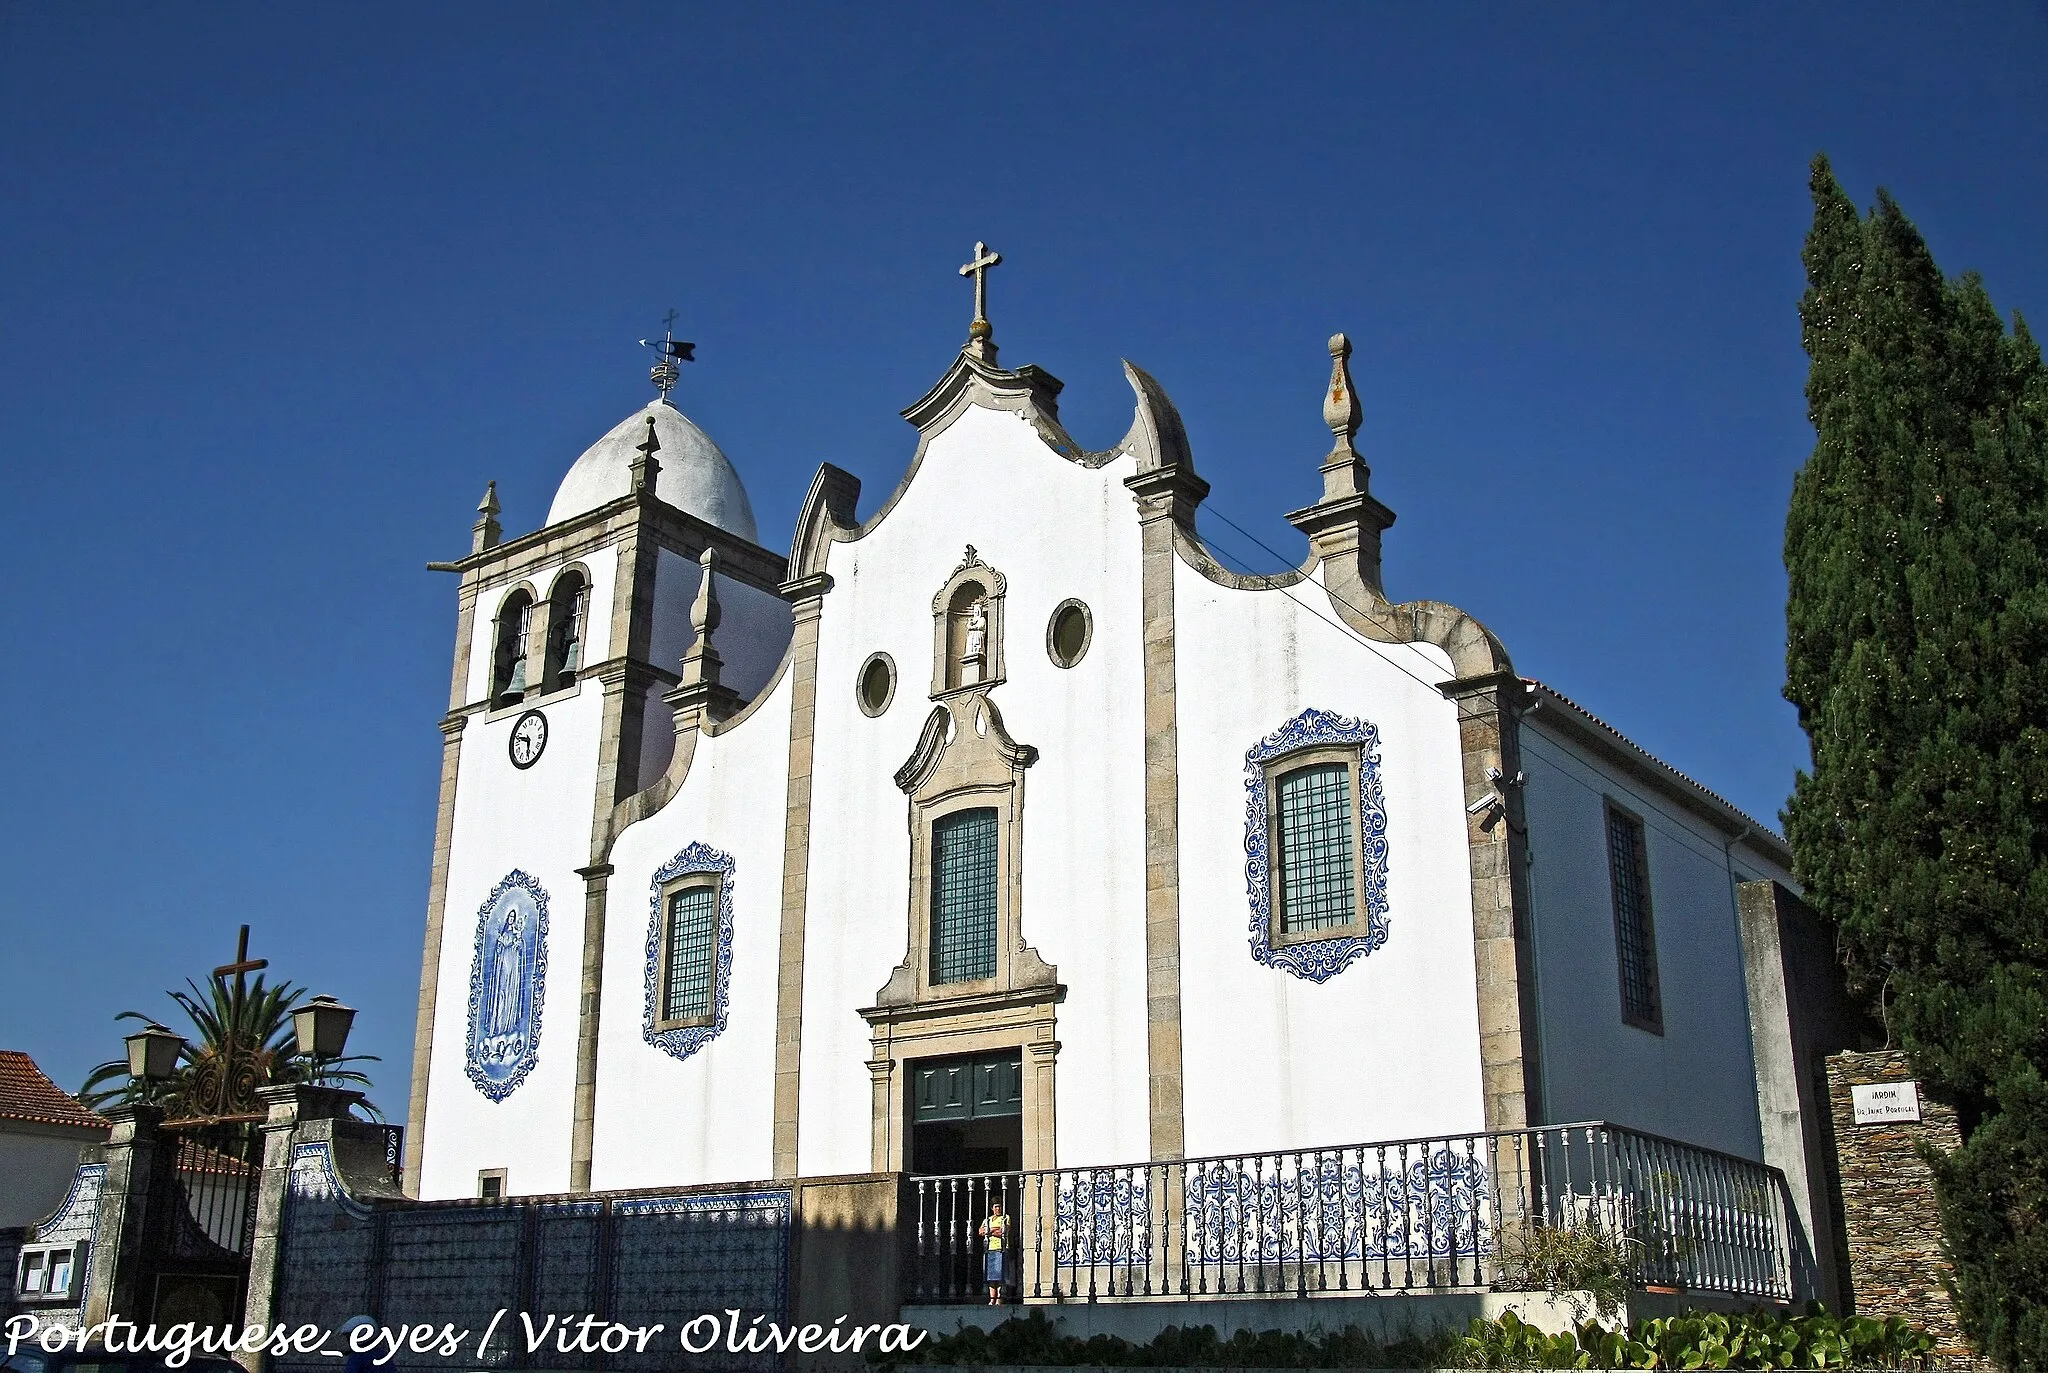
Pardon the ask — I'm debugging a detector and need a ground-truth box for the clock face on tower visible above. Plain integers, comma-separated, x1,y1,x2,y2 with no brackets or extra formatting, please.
508,709,548,769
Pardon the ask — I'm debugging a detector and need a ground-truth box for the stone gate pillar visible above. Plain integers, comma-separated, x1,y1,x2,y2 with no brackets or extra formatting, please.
80,1103,168,1327
1823,1050,1968,1356
239,1085,400,1373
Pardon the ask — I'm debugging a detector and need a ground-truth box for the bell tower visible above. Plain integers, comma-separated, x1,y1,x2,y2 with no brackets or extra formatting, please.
405,333,792,1199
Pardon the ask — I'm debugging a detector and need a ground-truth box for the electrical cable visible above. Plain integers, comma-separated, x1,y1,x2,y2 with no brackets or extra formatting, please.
1198,504,1469,683
1188,515,1464,700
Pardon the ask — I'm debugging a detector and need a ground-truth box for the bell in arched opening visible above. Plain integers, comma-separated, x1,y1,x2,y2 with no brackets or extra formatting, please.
493,591,534,705
546,573,589,692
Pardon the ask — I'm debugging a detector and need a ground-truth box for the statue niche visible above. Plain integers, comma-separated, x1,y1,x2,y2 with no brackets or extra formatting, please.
931,547,1007,696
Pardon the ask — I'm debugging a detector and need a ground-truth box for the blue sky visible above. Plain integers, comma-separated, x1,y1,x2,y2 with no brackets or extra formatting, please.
3,5,2044,1109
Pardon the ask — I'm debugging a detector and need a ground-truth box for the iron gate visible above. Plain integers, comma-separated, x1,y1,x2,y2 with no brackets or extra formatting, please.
142,1119,263,1325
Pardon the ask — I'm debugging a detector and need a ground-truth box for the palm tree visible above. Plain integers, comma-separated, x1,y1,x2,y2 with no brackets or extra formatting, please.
79,973,380,1120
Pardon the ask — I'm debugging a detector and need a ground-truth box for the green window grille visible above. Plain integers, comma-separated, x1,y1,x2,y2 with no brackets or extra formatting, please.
1276,762,1356,931
663,885,717,1021
1605,805,1662,1028
930,808,999,984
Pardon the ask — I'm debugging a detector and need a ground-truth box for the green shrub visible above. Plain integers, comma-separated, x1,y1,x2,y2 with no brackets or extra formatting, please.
1456,1306,1937,1370
868,1309,1459,1367
1492,1222,1641,1321
872,1306,1934,1370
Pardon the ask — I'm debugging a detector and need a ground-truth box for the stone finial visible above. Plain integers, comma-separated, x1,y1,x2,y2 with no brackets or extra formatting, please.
1285,330,1396,605
669,546,742,726
472,481,503,553
689,547,723,652
630,415,662,494
1324,333,1361,456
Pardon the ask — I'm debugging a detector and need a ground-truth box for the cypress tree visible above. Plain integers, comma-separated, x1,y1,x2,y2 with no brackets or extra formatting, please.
1785,155,2048,1370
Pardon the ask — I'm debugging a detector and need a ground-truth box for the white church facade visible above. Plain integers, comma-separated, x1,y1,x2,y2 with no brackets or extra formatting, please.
403,260,1832,1291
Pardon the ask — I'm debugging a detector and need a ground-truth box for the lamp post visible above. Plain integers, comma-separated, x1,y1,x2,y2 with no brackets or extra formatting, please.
292,995,356,1081
124,1023,186,1106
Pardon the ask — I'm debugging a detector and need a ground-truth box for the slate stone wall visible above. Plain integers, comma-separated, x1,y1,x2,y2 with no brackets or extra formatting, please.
1823,1049,1966,1353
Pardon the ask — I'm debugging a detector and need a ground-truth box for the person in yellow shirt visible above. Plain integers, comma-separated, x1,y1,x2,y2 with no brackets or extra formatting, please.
978,1196,1011,1305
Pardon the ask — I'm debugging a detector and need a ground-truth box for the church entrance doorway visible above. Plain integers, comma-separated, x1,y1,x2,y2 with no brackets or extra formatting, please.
909,1049,1022,1175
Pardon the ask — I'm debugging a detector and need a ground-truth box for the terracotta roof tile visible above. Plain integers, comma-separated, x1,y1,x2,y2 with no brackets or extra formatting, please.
0,1050,111,1131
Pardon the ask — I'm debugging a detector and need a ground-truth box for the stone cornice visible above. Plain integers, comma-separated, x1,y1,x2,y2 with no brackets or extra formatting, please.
430,492,789,597
857,980,1065,1027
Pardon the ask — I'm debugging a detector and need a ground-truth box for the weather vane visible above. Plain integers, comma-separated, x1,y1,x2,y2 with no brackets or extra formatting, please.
639,309,696,400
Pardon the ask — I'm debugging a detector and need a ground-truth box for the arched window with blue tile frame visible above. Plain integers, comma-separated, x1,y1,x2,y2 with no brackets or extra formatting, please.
1243,708,1390,982
644,842,737,1062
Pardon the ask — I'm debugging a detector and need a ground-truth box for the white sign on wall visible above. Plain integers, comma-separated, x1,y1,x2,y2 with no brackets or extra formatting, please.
1851,1080,1922,1125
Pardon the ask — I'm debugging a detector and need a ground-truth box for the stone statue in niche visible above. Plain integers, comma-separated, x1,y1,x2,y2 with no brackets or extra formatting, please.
961,598,988,683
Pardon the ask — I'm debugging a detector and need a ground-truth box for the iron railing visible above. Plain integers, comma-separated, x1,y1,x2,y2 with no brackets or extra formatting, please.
906,1122,1791,1305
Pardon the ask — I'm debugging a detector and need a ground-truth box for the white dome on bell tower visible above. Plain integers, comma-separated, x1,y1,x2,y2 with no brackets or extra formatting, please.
544,398,760,542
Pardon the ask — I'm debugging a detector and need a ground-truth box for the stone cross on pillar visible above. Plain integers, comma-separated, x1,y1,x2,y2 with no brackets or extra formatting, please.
959,241,1002,363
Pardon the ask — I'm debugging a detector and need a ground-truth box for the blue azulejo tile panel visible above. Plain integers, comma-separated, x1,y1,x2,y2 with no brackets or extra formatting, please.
1243,707,1391,982
466,869,550,1100
14,1162,104,1329
272,1142,791,1373
643,842,737,1063
1182,1148,1491,1263
275,1143,378,1338
610,1191,792,1348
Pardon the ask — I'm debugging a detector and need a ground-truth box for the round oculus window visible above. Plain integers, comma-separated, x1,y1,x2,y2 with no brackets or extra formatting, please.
1047,600,1092,668
857,652,896,717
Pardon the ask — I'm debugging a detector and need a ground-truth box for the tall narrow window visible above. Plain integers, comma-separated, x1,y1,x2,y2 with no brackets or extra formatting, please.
930,807,998,984
1606,802,1663,1032
492,591,533,704
661,884,718,1023
1275,762,1357,932
545,572,588,692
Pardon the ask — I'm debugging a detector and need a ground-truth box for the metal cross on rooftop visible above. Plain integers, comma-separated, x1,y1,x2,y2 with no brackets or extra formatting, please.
959,242,1002,356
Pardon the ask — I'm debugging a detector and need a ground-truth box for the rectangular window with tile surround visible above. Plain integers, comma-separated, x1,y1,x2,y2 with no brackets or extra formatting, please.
661,883,718,1024
930,807,999,983
1605,801,1663,1032
1275,761,1359,932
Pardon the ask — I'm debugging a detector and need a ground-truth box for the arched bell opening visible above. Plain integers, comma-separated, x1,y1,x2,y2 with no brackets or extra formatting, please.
491,589,535,707
543,571,589,693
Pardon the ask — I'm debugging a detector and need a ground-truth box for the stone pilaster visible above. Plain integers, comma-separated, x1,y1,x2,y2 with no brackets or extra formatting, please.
771,574,831,1178
1125,465,1206,1162
404,709,468,1197
1442,673,1542,1131
1824,1050,1967,1353
565,519,662,1190
568,862,613,1193
80,1103,167,1327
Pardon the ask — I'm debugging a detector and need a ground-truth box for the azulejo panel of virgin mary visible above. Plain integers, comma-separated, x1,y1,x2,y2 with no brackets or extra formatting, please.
466,869,550,1101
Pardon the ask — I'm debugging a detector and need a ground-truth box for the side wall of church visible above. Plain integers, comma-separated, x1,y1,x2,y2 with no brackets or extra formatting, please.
1518,713,1789,1159
587,670,798,1191
795,404,1155,1175
1174,566,1488,1156
418,545,623,1201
